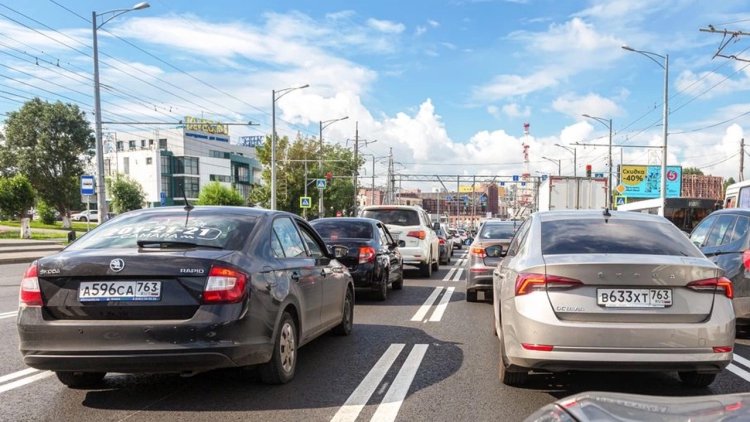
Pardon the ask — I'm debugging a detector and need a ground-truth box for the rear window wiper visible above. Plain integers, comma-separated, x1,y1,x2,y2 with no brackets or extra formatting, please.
136,240,224,249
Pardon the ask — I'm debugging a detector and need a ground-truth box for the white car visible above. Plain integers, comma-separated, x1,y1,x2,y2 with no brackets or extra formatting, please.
360,205,440,277
70,210,99,222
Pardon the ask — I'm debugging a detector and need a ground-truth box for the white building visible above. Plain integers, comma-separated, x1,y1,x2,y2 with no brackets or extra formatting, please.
103,119,263,207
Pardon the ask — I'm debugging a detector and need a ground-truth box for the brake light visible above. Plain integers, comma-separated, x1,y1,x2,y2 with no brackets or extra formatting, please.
203,265,248,304
514,273,582,296
19,261,42,307
713,346,733,353
521,343,554,351
743,250,750,271
358,246,376,264
470,247,486,258
406,230,426,240
687,277,734,299
439,238,446,245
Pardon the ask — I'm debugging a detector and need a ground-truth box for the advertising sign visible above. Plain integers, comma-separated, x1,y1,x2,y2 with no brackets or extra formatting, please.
458,185,476,193
239,135,264,147
183,116,229,135
619,165,681,198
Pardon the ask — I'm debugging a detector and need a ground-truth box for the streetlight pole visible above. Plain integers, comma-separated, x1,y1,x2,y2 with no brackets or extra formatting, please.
271,84,309,210
92,2,150,222
541,156,561,176
582,114,613,208
622,45,669,216
317,116,348,217
554,143,577,177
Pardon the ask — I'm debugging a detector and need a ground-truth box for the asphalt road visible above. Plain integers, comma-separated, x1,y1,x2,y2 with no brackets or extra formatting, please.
0,255,749,421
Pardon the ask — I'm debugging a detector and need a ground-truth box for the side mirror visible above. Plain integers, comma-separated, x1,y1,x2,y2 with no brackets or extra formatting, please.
389,242,398,250
331,245,349,258
432,222,440,231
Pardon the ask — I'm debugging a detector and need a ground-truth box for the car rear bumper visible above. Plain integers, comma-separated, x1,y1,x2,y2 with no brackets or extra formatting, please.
18,303,275,374
466,267,493,290
399,246,430,268
502,294,736,372
349,265,380,289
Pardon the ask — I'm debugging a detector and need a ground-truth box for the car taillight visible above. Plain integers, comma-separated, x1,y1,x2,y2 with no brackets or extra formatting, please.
439,238,446,245
687,277,734,299
203,265,248,304
20,261,42,307
514,273,582,296
521,343,554,351
713,346,733,353
358,246,376,264
470,247,485,258
743,250,750,271
406,230,426,240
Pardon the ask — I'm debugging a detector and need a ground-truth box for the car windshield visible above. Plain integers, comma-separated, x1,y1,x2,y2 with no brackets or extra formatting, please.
479,224,515,240
541,217,703,256
312,221,373,239
66,210,257,251
362,209,420,226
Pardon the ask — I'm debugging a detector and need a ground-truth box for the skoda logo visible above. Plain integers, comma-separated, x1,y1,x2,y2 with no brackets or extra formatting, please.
109,258,125,273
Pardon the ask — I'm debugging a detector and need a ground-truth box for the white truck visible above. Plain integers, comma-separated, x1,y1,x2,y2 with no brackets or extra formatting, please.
537,176,608,211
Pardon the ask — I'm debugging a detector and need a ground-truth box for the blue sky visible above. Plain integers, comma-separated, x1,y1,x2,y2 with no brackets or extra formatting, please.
1,0,750,187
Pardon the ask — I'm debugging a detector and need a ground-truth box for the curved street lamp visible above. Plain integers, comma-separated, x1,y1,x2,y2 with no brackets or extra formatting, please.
317,116,348,217
541,156,561,176
582,114,613,208
271,84,309,210
92,2,150,222
554,143,577,177
622,44,669,216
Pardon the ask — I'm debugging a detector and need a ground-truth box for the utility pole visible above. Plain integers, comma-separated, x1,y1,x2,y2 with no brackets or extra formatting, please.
371,156,376,205
741,138,745,182
352,121,359,215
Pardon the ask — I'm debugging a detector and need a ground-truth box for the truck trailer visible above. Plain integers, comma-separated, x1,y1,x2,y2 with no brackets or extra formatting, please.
537,176,608,211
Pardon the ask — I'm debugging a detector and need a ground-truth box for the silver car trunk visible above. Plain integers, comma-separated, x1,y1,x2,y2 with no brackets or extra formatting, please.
543,253,720,323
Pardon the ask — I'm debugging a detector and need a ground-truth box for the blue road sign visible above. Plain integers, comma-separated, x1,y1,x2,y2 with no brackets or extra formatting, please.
521,182,526,187
300,196,312,208
160,191,166,206
541,174,548,181
512,175,519,182
594,172,604,178
616,196,626,206
80,175,95,196
316,179,327,189
445,195,453,201
500,182,505,186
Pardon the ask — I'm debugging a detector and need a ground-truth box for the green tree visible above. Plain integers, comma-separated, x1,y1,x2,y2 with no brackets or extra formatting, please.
0,98,94,228
249,134,363,216
197,181,244,206
683,167,704,176
724,176,737,192
107,175,145,213
0,174,36,238
35,199,57,225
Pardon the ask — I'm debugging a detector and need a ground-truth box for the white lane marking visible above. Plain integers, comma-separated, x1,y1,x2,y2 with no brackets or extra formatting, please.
0,311,17,319
0,371,52,394
370,344,429,422
429,287,455,322
442,268,456,282
331,344,405,422
734,354,750,370
454,259,465,267
0,368,39,384
727,363,750,383
452,268,464,282
410,287,443,322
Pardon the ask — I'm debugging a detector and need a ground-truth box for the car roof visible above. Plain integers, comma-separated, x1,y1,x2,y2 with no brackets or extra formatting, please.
311,217,381,224
116,205,282,219
360,205,423,211
708,208,750,215
537,209,669,223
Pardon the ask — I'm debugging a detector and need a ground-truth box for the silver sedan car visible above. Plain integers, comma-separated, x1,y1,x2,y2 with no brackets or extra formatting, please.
493,210,735,387
465,220,517,302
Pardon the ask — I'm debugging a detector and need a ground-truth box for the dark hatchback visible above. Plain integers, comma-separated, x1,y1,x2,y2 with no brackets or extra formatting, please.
17,206,355,388
311,217,403,301
689,208,750,330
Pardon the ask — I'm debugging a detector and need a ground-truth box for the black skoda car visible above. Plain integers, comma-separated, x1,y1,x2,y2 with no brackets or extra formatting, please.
17,206,354,388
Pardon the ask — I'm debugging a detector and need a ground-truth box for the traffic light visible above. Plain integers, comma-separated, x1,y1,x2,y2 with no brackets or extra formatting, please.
585,164,592,178
325,171,333,182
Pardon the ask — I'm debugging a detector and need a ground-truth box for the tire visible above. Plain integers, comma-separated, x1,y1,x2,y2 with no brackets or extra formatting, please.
374,271,388,301
466,290,478,302
420,256,432,278
392,267,404,290
55,371,106,389
432,252,440,271
498,333,528,386
80,217,87,222
333,288,354,336
259,312,298,384
678,371,717,388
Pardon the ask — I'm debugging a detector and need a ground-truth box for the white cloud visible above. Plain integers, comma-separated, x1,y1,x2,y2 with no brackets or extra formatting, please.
675,69,750,100
502,103,531,118
428,20,440,27
415,26,427,36
366,18,406,34
472,71,559,101
441,42,457,50
552,93,621,119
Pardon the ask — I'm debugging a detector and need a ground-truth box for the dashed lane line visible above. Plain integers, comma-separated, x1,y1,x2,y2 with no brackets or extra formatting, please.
452,268,464,282
0,311,17,320
411,287,443,322
442,268,456,282
370,344,429,422
0,368,52,394
428,287,455,322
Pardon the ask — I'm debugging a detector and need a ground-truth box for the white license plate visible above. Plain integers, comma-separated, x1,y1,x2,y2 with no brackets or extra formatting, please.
597,288,672,308
79,281,161,302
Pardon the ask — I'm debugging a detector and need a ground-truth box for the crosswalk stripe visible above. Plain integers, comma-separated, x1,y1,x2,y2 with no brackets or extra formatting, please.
452,268,464,282
411,287,443,321
0,311,17,319
429,287,455,322
0,371,52,394
734,354,750,370
0,368,39,385
331,344,405,422
727,363,750,383
442,268,456,282
370,344,429,422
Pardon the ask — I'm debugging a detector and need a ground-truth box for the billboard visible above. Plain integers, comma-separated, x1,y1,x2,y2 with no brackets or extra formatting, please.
183,116,230,142
619,165,681,198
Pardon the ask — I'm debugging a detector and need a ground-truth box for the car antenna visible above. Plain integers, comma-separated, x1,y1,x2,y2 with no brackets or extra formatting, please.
603,207,611,222
183,190,193,226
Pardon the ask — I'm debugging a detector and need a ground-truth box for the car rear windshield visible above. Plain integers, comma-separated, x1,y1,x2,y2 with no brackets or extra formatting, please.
312,221,373,239
479,224,515,240
362,209,420,226
541,218,702,256
66,211,257,251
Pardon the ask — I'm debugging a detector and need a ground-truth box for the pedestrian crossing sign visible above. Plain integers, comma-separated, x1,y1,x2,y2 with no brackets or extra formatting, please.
616,196,626,206
316,179,327,189
300,196,312,208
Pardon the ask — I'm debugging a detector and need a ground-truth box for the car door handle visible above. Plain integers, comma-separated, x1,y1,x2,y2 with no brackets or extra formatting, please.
320,268,328,277
493,270,503,278
291,272,300,282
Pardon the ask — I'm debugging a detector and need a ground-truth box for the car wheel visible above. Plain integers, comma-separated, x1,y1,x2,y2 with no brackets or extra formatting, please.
420,256,432,278
55,371,106,389
432,252,440,271
678,371,717,388
374,271,388,301
392,267,404,290
81,217,87,222
333,288,354,336
466,290,478,302
259,312,297,384
498,332,528,386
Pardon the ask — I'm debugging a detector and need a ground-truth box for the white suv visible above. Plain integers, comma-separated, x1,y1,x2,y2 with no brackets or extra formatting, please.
360,205,440,277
